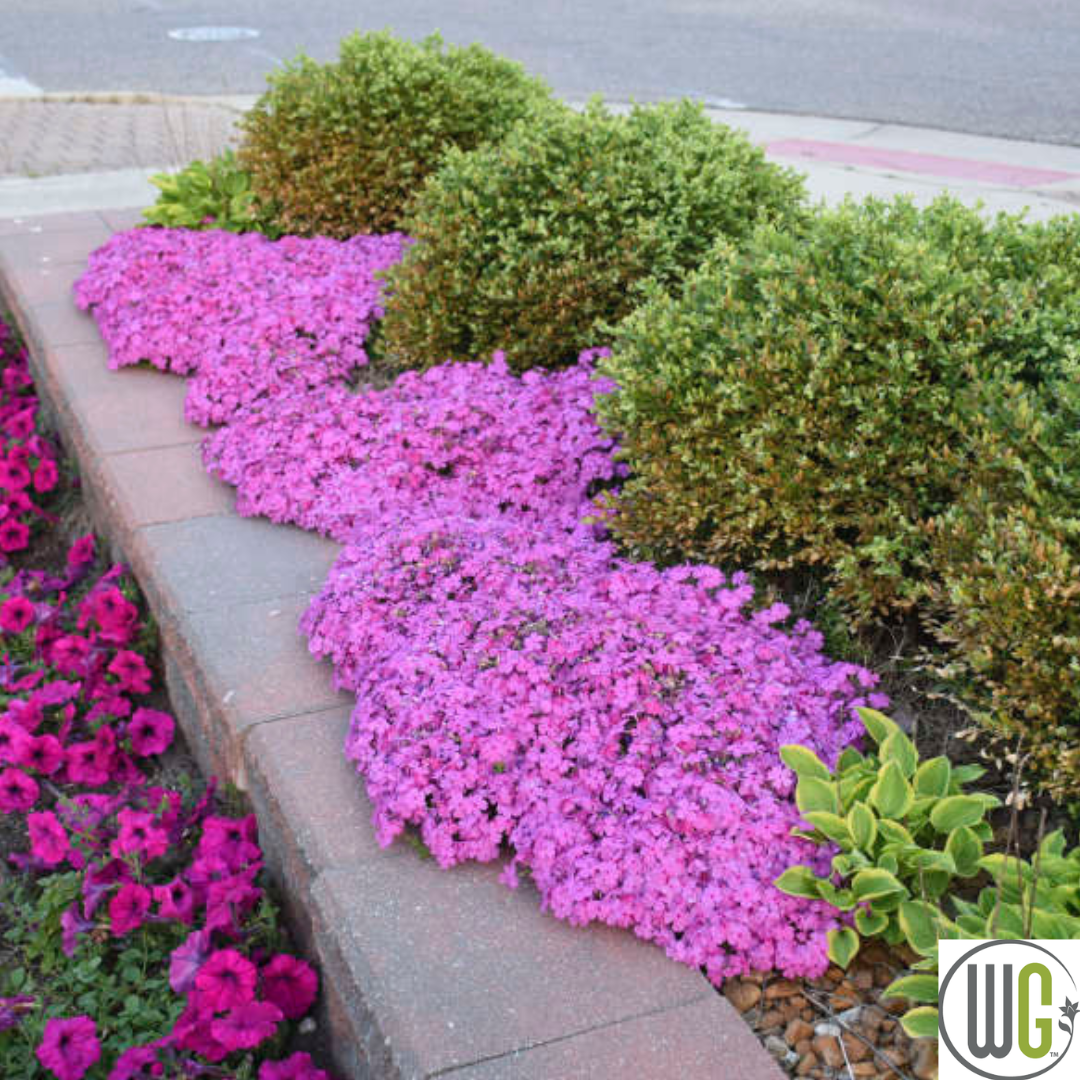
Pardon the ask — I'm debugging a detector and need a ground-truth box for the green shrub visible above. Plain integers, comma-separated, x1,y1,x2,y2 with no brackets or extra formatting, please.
595,197,1080,624
925,357,1080,797
143,150,277,235
237,30,558,238
379,99,805,372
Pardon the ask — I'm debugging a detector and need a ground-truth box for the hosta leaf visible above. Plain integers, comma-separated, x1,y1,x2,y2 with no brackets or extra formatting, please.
856,706,899,746
803,811,852,845
871,760,914,819
899,899,941,954
780,743,832,781
881,729,918,778
883,974,939,1005
774,865,825,900
930,795,986,833
900,1006,939,1040
855,907,890,936
828,926,860,969
914,756,951,797
797,776,840,814
847,803,878,852
945,825,983,878
852,868,908,902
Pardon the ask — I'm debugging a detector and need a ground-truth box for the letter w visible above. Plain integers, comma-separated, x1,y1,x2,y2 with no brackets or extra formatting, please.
968,964,1013,1059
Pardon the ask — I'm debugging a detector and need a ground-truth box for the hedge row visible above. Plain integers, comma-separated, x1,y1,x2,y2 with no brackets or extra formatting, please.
143,30,1080,795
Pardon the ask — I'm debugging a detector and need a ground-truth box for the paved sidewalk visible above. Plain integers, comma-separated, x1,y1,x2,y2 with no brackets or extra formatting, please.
2,93,1079,220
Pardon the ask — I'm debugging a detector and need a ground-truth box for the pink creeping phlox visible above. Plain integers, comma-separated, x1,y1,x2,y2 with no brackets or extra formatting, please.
74,227,408,426
75,225,892,983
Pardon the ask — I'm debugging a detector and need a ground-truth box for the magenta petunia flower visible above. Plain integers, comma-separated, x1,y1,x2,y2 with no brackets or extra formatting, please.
0,595,35,634
261,954,318,1020
0,716,30,763
32,457,59,493
61,904,95,958
28,810,72,865
48,634,92,676
36,1015,101,1080
109,882,152,937
112,807,169,861
259,1052,333,1080
194,948,258,1012
107,1045,163,1080
0,766,39,813
0,993,35,1033
153,877,196,925
18,733,65,776
0,518,29,553
107,650,152,694
169,928,213,994
66,534,96,571
211,1000,283,1052
126,708,174,757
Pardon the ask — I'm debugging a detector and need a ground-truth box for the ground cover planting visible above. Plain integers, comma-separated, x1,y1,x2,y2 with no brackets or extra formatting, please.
51,25,1080,1080
0,318,334,1079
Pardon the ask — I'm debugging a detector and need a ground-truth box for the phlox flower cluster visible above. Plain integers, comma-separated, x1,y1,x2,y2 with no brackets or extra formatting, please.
0,319,60,556
203,349,623,544
76,227,888,984
74,227,407,426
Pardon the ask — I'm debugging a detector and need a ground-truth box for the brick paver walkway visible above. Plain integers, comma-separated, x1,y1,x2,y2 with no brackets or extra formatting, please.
0,98,243,177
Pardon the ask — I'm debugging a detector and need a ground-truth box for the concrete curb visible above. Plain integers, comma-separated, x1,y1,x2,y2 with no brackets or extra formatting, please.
0,210,783,1080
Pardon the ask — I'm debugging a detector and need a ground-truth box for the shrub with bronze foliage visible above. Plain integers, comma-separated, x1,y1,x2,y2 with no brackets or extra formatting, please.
379,99,805,372
237,30,558,238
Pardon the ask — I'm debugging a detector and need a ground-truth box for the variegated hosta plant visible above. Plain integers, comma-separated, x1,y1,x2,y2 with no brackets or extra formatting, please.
775,706,1001,1039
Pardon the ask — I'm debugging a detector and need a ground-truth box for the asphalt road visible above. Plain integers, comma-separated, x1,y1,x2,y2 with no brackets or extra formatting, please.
2,1,1079,145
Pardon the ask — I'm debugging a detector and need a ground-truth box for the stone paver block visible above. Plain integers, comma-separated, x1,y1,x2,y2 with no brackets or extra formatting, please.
158,594,351,760
100,208,149,233
0,257,85,307
244,706,395,884
0,221,112,265
452,995,782,1080
102,442,235,530
0,211,110,236
134,514,339,616
38,343,198,454
26,299,102,349
308,862,713,1079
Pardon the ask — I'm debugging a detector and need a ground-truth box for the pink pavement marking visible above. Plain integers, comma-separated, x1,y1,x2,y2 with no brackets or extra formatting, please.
765,139,1075,188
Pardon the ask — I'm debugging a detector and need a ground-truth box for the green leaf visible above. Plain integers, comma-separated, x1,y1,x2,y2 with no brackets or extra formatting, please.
796,776,840,814
780,744,832,781
914,756,951,797
852,868,908,902
946,826,984,878
929,795,986,833
803,811,853,846
828,926,860,969
855,907,890,936
900,1006,939,1040
847,803,878,852
774,865,825,900
951,763,986,786
899,899,942,954
881,730,918,778
870,760,914,819
856,706,899,746
883,974,939,1005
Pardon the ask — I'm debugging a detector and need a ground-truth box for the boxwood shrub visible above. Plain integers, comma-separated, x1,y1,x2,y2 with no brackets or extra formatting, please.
379,99,805,372
238,30,559,237
596,196,1080,791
